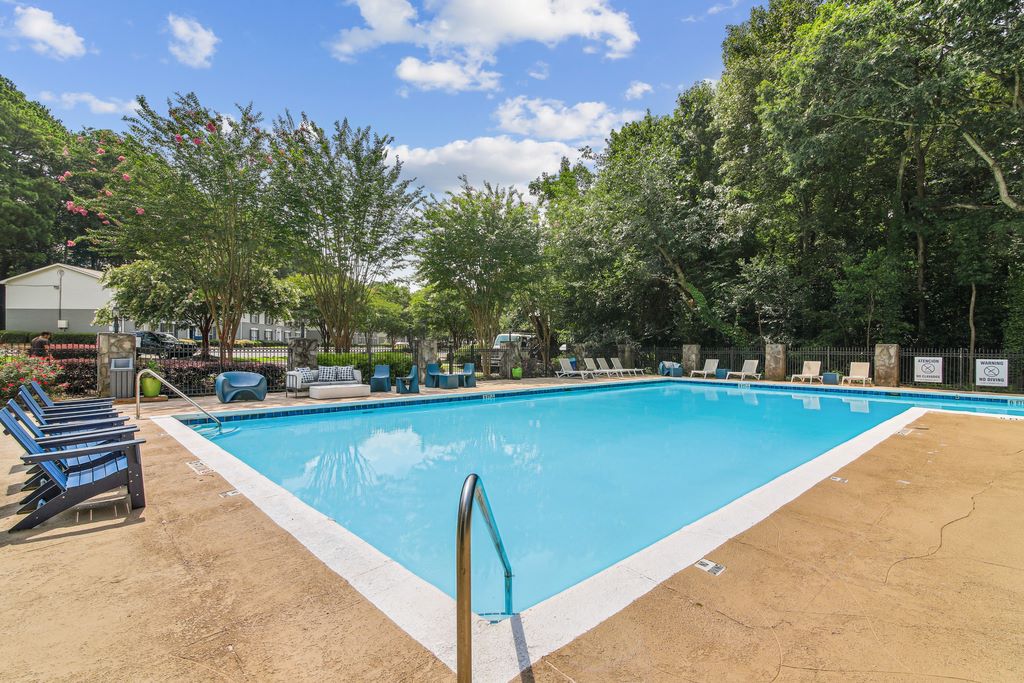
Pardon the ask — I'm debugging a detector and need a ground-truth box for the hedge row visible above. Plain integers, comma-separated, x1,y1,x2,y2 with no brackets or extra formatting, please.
0,330,98,343
49,344,97,359
316,351,413,380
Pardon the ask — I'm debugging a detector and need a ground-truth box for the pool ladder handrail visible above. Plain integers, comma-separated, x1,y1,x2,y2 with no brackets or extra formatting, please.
457,473,513,683
135,368,223,432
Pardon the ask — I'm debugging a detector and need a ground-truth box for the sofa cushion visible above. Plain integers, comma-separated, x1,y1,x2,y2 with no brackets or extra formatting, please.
317,366,337,382
337,365,356,382
298,367,318,383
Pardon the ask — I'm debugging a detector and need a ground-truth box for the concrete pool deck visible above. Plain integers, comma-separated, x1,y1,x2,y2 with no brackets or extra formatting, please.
1,377,1023,681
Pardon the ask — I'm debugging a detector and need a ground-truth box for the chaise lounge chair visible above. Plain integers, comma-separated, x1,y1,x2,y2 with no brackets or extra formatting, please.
611,357,643,376
725,360,762,381
690,359,719,378
791,360,823,383
30,380,113,410
584,358,616,377
215,371,268,403
841,362,873,386
19,387,121,423
556,358,594,379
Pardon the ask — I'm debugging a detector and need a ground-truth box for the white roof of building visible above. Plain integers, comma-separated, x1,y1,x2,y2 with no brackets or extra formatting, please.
0,262,104,284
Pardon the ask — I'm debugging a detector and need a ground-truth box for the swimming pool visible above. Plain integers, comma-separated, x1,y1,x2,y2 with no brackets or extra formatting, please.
179,380,1024,617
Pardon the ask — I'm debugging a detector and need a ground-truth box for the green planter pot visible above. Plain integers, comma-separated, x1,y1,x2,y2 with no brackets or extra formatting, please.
140,376,162,398
511,367,523,380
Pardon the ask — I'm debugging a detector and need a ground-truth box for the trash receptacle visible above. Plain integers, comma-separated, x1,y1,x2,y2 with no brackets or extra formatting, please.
110,357,135,398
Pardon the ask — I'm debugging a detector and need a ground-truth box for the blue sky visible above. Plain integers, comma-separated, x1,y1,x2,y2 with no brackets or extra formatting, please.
1,0,759,193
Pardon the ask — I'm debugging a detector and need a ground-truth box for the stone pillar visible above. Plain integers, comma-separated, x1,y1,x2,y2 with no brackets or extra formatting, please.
681,345,700,374
287,337,319,370
415,340,438,382
765,343,787,381
619,344,634,370
96,333,137,397
499,342,515,379
874,344,900,387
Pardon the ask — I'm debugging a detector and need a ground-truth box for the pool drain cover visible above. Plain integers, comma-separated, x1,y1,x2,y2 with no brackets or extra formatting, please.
694,558,726,576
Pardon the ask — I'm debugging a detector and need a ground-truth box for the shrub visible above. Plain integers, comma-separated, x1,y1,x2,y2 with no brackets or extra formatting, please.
0,356,64,400
156,359,287,392
0,330,30,343
316,351,413,380
50,332,97,344
49,343,98,359
55,358,97,396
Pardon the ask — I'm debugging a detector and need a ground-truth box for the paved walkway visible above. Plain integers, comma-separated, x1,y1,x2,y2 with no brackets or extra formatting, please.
1,378,1022,681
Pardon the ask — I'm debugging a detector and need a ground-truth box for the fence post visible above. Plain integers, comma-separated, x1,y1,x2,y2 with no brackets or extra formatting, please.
96,333,137,398
287,337,319,370
681,344,700,374
764,344,786,381
874,344,900,387
366,337,373,374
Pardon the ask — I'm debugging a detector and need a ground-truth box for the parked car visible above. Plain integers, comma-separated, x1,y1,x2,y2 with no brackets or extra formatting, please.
135,331,197,358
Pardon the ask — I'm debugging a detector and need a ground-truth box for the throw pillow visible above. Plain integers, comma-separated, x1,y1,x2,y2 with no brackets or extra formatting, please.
317,366,337,382
300,367,318,383
337,365,355,381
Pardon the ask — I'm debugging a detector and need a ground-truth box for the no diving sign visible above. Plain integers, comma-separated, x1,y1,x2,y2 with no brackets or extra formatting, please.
976,359,1008,387
914,357,942,383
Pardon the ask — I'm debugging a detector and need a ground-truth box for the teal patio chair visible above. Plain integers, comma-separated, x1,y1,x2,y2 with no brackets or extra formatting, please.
458,363,476,388
396,365,419,394
215,371,267,403
370,365,391,392
425,363,442,388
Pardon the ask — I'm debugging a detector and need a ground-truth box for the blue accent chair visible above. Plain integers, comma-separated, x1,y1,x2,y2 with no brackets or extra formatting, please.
458,363,477,388
370,365,391,393
658,361,684,377
425,363,442,388
396,365,419,394
215,371,268,403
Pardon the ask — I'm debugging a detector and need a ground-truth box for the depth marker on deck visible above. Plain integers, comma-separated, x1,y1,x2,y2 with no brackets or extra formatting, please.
694,558,726,576
187,460,214,475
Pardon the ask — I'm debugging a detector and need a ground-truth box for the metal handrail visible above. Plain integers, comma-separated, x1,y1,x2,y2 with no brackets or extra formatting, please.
456,473,513,683
135,368,222,432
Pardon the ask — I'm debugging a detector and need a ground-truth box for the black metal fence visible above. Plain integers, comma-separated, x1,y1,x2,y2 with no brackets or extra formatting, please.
899,347,1024,392
785,346,872,378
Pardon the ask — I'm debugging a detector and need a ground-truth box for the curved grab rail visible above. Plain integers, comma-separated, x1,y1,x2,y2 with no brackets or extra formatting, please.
135,368,223,432
457,473,513,683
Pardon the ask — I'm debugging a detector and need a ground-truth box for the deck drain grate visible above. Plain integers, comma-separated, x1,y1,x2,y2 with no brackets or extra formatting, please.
694,558,726,576
830,476,848,483
219,489,241,498
187,460,214,475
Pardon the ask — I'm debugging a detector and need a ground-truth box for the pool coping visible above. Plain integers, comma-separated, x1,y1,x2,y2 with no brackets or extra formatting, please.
149,381,1024,681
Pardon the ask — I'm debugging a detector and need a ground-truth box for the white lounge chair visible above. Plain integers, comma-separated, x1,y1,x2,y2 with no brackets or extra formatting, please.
584,357,616,377
791,360,823,383
556,358,593,379
611,357,642,376
841,362,873,386
596,358,623,377
690,359,719,378
725,359,762,381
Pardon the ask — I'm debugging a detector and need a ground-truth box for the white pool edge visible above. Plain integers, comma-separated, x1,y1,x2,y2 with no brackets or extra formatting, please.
152,405,934,681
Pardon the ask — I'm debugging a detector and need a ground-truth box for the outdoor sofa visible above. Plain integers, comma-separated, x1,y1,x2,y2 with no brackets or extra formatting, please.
286,366,363,397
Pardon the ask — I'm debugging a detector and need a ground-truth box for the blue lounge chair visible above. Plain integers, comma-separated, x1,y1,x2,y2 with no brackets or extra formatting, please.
425,363,442,388
1,408,139,491
30,380,113,409
215,371,268,403
7,398,127,437
370,365,391,393
396,365,419,394
458,363,476,388
658,361,684,377
19,387,121,423
2,414,146,533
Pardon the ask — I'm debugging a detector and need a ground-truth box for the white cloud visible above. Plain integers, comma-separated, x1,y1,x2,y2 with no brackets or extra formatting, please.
684,0,743,22
624,80,652,100
494,96,641,142
527,60,549,80
395,56,500,92
330,0,638,92
13,6,85,59
39,91,140,115
392,135,576,195
167,14,219,68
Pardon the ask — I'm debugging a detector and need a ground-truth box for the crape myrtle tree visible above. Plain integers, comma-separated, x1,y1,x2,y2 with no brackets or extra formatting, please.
270,113,421,353
417,180,542,373
76,92,285,359
409,285,473,350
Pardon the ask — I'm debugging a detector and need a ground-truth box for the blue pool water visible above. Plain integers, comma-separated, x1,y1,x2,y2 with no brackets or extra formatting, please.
190,382,1024,614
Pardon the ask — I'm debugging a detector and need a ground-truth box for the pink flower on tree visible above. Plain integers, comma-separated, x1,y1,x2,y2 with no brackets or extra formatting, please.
62,147,69,157
117,155,126,162
104,189,113,197
175,134,184,144
193,137,203,146
77,207,87,216
96,147,106,155
76,135,84,142
135,207,145,215
206,121,217,132
57,175,67,183
64,200,75,211
122,173,131,182
97,212,105,219
102,220,110,225
66,240,76,247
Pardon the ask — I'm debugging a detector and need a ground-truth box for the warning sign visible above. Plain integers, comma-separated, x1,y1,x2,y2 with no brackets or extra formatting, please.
975,359,1008,388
